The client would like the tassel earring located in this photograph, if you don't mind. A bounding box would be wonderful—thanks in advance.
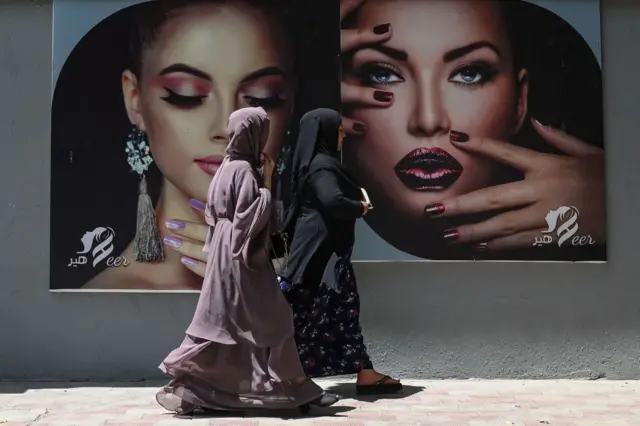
[125,126,164,263]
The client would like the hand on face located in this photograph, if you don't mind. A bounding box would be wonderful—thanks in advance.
[340,0,394,135]
[262,152,275,190]
[170,194,284,278]
[163,199,209,278]
[423,119,605,251]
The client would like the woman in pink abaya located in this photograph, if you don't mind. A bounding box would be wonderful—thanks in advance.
[156,107,338,415]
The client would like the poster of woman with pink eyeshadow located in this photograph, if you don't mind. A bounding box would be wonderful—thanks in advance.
[49,0,605,293]
[50,0,341,290]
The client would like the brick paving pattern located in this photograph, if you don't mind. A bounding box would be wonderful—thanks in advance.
[1,379,638,425]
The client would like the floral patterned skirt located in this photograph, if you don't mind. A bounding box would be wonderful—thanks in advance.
[280,257,373,378]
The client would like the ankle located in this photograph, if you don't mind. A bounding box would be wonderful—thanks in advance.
[289,376,306,386]
[358,369,376,378]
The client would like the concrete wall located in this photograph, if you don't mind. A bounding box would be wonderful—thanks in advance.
[1,0,639,381]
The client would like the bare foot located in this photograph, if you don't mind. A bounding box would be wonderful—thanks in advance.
[356,369,401,386]
[293,376,309,385]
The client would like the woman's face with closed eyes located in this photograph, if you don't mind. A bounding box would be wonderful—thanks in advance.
[343,0,528,253]
[122,2,294,201]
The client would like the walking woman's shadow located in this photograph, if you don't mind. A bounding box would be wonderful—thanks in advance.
[172,405,355,420]
[325,383,425,402]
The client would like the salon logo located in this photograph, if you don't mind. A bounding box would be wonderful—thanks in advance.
[67,227,130,268]
[534,206,596,247]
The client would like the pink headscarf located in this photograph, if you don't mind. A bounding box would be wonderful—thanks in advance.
[202,107,272,260]
[225,107,270,167]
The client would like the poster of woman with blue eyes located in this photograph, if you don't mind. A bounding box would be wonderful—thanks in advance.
[340,0,605,263]
[50,0,604,291]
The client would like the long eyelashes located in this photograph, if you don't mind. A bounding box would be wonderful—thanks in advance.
[448,62,498,88]
[160,88,287,110]
[357,61,499,90]
[161,87,207,108]
[359,62,405,88]
[243,95,287,109]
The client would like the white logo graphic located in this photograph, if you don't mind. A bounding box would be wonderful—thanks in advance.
[68,227,129,268]
[534,206,596,247]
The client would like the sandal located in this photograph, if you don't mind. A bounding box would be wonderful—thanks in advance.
[355,375,402,395]
[298,392,339,415]
[310,392,340,407]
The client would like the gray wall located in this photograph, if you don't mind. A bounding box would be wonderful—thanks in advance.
[1,0,638,381]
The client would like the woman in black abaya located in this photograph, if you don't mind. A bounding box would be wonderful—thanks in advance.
[279,108,402,395]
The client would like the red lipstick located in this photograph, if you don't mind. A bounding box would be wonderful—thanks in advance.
[394,147,463,191]
[195,155,225,176]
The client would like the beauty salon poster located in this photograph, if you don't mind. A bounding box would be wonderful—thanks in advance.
[343,0,605,262]
[51,0,604,291]
[50,0,341,290]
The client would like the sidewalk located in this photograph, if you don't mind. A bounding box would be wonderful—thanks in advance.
[1,379,638,425]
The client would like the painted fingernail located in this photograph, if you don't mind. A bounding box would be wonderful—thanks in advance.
[424,203,445,217]
[443,228,459,242]
[189,199,205,211]
[373,90,393,102]
[352,122,367,133]
[373,23,391,35]
[180,256,198,267]
[164,236,183,249]
[474,242,488,252]
[165,220,185,230]
[450,130,469,142]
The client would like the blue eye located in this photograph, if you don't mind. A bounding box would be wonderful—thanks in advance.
[369,69,400,85]
[451,69,482,84]
[449,64,497,86]
[360,63,405,86]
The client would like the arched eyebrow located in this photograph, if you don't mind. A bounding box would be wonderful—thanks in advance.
[367,40,501,63]
[159,63,211,80]
[240,66,287,83]
[367,45,408,61]
[443,41,502,62]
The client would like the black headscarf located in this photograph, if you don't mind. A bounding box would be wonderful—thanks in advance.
[282,108,360,234]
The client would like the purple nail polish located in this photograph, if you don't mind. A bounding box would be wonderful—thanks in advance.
[181,256,198,267]
[189,199,205,211]
[164,236,183,248]
[165,220,185,230]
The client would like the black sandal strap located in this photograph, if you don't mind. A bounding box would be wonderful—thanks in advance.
[375,375,392,385]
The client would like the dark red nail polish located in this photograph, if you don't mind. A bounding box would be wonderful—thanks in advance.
[373,23,391,35]
[373,90,393,102]
[424,203,445,217]
[450,130,469,142]
[352,122,367,133]
[474,242,488,251]
[443,228,459,242]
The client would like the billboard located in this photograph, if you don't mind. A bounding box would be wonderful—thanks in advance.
[340,0,605,262]
[50,0,604,291]
[50,0,340,290]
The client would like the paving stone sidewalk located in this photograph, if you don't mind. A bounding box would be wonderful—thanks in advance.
[1,379,638,425]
